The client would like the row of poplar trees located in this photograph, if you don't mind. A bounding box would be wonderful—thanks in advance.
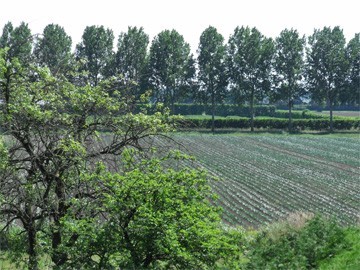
[1,22,359,131]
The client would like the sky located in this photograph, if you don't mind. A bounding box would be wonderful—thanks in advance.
[1,0,359,52]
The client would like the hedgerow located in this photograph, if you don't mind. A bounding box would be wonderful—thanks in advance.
[178,117,360,130]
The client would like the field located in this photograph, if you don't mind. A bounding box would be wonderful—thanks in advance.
[171,133,360,228]
[317,111,360,117]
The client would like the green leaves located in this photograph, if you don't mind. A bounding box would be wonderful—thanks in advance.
[116,26,149,82]
[306,26,348,131]
[246,216,348,270]
[148,29,194,110]
[0,22,32,64]
[62,151,236,269]
[227,26,274,103]
[198,26,227,101]
[227,26,274,131]
[273,29,305,99]
[75,25,114,86]
[344,33,360,105]
[34,24,72,75]
[306,26,348,101]
[0,51,179,268]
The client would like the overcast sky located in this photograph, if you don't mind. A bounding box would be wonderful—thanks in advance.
[1,0,359,52]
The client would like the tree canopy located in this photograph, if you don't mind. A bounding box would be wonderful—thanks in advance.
[1,21,358,115]
[273,28,305,131]
[0,21,32,64]
[306,26,348,131]
[197,26,228,132]
[75,25,114,86]
[34,23,72,75]
[227,26,274,131]
[147,29,195,111]
[0,46,240,269]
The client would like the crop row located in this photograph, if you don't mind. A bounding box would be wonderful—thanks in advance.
[174,134,360,227]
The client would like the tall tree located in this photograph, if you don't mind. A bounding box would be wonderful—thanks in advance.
[0,22,14,48]
[147,29,195,112]
[306,26,348,132]
[0,47,239,269]
[34,23,72,75]
[116,26,149,82]
[112,26,150,99]
[0,47,173,269]
[273,28,305,131]
[75,25,114,86]
[344,33,360,105]
[197,26,227,133]
[0,21,32,64]
[227,26,274,132]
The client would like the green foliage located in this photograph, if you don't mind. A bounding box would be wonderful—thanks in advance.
[147,29,195,110]
[58,151,242,269]
[180,117,360,130]
[306,27,348,103]
[273,110,326,119]
[0,22,32,64]
[227,26,274,105]
[318,227,360,270]
[75,25,114,86]
[344,33,360,106]
[197,26,227,105]
[273,29,305,102]
[0,226,28,266]
[245,216,348,270]
[306,27,348,131]
[227,26,274,131]
[114,26,149,98]
[273,28,306,131]
[169,104,276,117]
[197,26,228,132]
[0,47,177,269]
[0,22,14,48]
[34,23,72,75]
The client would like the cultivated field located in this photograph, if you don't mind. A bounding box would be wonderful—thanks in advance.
[315,110,360,118]
[173,133,360,228]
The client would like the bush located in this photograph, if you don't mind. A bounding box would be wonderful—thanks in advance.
[298,216,348,268]
[178,117,360,130]
[245,215,348,270]
[169,104,276,117]
[273,110,326,119]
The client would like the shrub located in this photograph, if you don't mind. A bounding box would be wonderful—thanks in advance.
[245,215,348,270]
[167,104,276,117]
[298,216,348,268]
[273,110,326,119]
[178,117,360,130]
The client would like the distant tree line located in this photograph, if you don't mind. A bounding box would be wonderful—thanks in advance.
[1,22,359,131]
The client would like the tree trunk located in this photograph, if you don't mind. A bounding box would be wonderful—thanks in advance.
[329,99,334,132]
[170,89,175,114]
[250,91,254,132]
[211,94,215,134]
[27,225,38,270]
[24,201,39,270]
[288,98,293,132]
[143,254,153,268]
[52,177,68,266]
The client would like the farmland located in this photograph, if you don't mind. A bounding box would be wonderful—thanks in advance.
[171,133,360,228]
